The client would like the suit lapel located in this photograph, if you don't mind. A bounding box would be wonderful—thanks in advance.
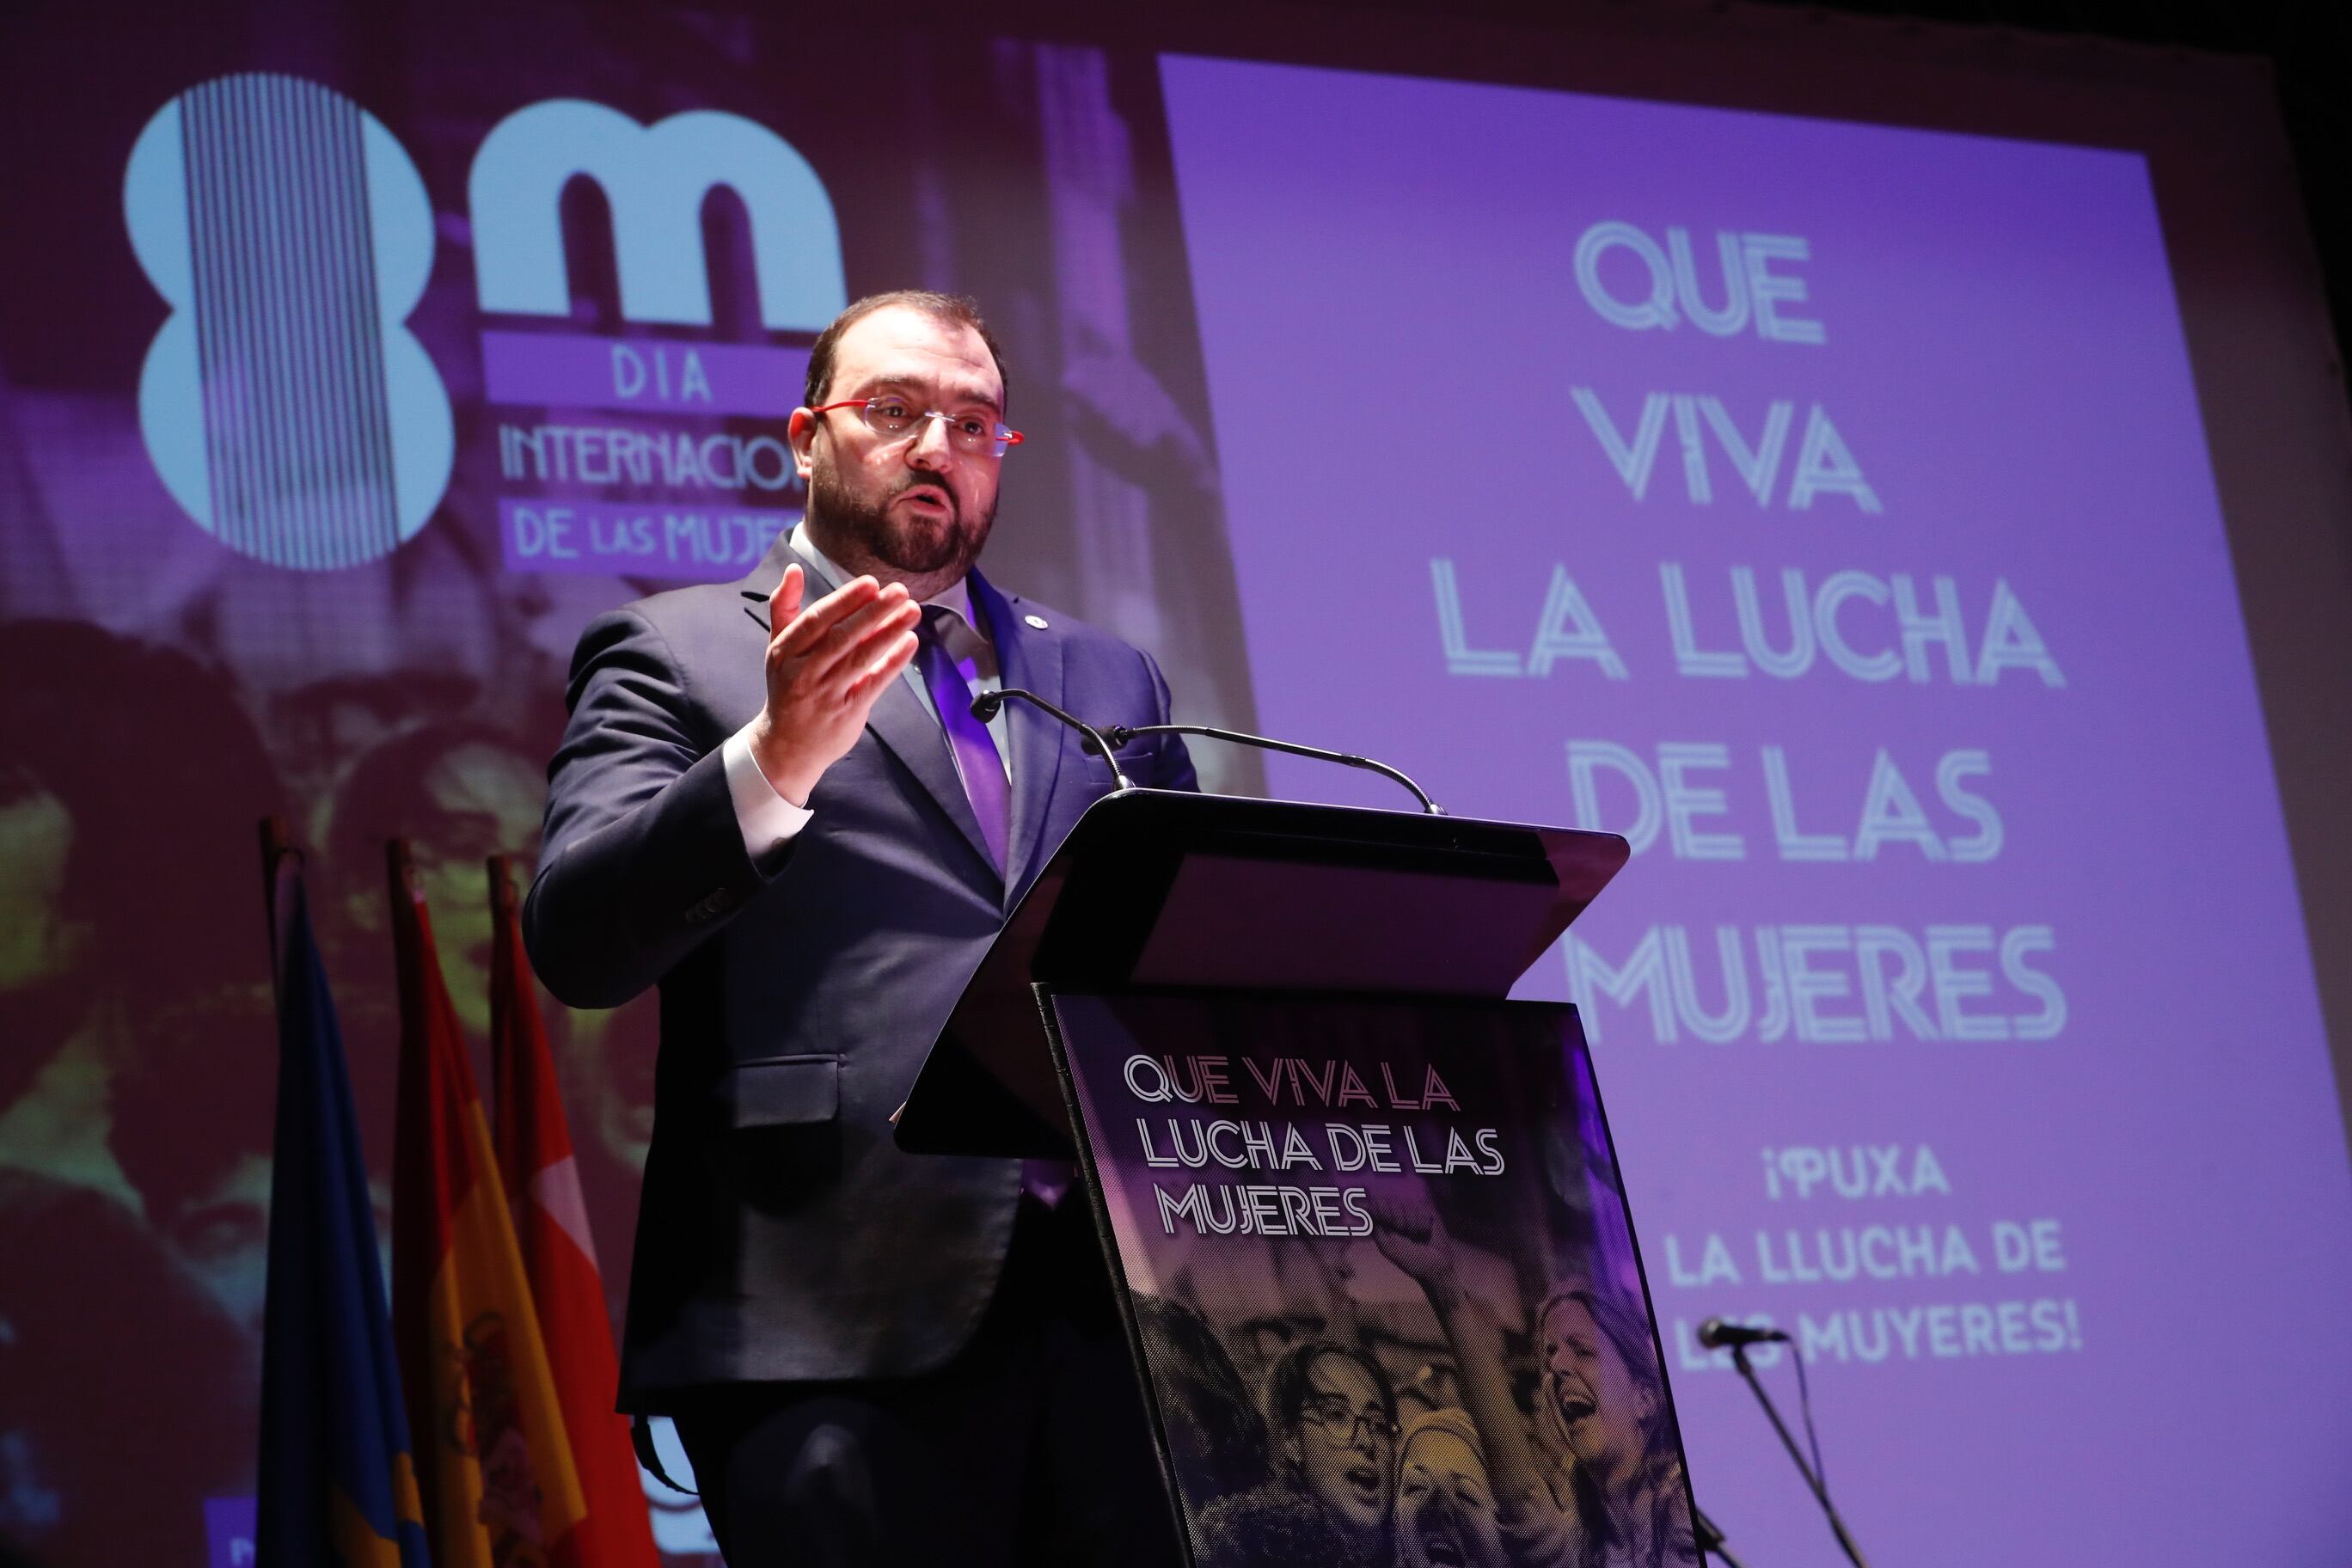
[737,530,819,609]
[971,568,1068,897]
[738,536,1000,882]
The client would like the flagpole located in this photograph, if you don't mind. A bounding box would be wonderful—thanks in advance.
[252,818,430,1568]
[257,814,294,964]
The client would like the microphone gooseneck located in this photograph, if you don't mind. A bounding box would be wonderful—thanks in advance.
[975,693,1443,814]
[971,689,1134,791]
[1102,721,1444,815]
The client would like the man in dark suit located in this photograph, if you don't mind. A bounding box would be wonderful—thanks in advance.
[524,291,1196,1565]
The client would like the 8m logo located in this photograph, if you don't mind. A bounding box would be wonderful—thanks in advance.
[126,74,449,570]
[470,100,843,333]
[125,75,845,571]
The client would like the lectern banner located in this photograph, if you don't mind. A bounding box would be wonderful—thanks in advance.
[1048,989,1700,1568]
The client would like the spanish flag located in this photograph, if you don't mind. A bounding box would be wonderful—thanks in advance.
[254,826,430,1568]
[487,855,660,1566]
[388,841,588,1567]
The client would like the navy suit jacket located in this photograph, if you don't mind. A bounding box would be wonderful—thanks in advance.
[524,534,1196,1406]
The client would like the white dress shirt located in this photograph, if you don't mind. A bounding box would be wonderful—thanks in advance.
[720,524,1008,858]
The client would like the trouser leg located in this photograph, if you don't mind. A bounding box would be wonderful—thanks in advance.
[1014,1196,1187,1568]
[672,1195,1185,1568]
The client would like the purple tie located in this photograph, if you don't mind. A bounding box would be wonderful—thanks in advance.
[915,606,1010,873]
[916,607,1072,1207]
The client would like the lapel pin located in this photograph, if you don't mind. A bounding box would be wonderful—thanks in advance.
[1024,613,1049,629]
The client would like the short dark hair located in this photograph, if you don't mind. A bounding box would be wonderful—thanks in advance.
[802,290,1009,410]
[1262,1340,1398,1444]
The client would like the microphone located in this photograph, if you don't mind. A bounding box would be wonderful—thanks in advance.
[1103,721,1444,815]
[975,692,1448,815]
[1697,1318,1790,1351]
[970,689,1134,791]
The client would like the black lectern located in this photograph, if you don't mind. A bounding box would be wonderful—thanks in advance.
[897,789,1705,1568]
[898,789,1627,1155]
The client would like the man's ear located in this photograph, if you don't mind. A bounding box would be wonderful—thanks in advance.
[787,407,818,480]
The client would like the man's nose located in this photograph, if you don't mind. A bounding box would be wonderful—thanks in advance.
[905,412,954,469]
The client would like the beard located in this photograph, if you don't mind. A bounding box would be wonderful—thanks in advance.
[807,446,995,579]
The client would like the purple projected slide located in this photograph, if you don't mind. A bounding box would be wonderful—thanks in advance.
[1161,53,2352,1566]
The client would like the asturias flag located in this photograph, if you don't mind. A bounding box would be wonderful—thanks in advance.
[387,841,588,1567]
[254,828,431,1568]
[487,854,659,1567]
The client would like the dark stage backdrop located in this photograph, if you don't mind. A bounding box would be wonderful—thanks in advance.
[2,3,2349,1565]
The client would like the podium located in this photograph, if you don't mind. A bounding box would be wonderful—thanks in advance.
[897,789,1704,1568]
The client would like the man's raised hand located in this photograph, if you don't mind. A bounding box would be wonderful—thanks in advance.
[747,562,922,805]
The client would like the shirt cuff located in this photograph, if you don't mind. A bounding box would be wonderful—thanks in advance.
[722,723,814,859]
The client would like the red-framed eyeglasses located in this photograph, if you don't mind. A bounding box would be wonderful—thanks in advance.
[809,397,1025,459]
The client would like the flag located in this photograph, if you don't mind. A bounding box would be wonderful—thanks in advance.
[487,854,660,1567]
[388,840,588,1567]
[254,824,431,1568]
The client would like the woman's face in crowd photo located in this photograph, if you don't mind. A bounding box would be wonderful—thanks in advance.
[1541,1298,1654,1476]
[1293,1351,1395,1535]
[1394,1425,1507,1568]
